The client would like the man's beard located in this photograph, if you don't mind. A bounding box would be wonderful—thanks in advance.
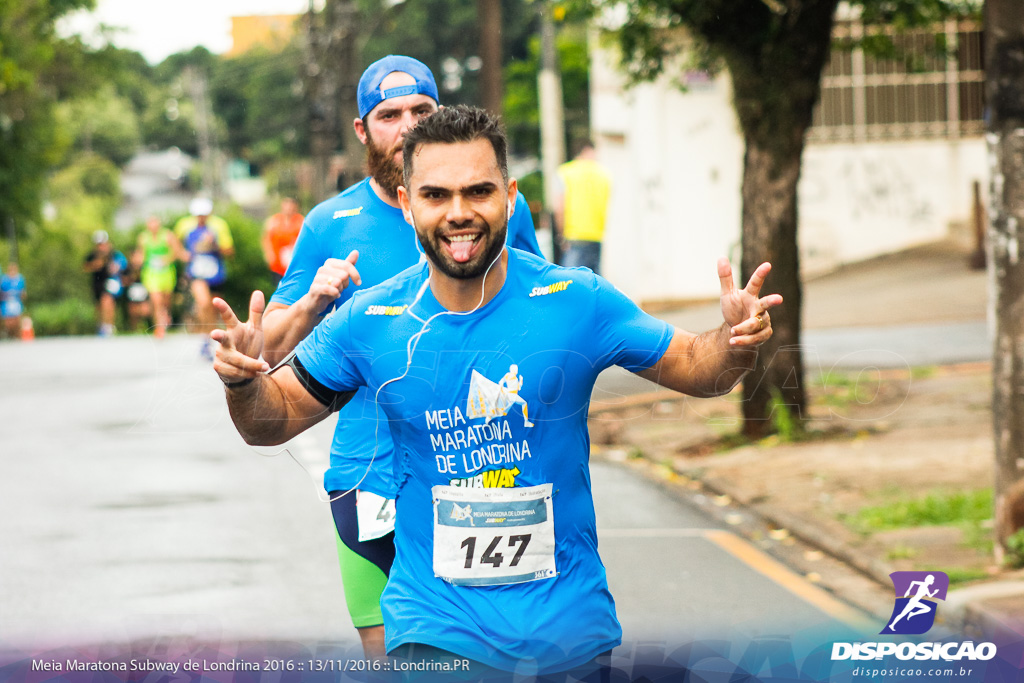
[365,135,404,198]
[417,217,508,280]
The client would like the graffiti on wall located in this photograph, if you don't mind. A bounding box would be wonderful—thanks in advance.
[802,156,936,228]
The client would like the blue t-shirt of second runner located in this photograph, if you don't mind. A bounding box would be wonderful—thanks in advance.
[295,248,673,673]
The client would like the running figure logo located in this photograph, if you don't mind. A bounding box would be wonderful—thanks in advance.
[451,503,474,526]
[466,364,534,428]
[881,571,949,635]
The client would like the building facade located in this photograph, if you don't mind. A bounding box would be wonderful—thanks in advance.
[590,18,985,303]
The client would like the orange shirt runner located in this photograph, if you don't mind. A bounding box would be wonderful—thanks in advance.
[263,206,304,277]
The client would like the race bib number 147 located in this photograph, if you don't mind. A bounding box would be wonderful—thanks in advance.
[432,483,557,587]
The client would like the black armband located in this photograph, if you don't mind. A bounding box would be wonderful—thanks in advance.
[286,354,351,412]
[223,376,256,389]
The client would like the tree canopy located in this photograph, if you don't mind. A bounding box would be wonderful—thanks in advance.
[0,0,95,232]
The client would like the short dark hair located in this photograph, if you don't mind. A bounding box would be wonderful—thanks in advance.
[571,138,595,158]
[402,105,509,186]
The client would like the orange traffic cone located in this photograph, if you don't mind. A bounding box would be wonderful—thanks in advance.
[20,317,34,341]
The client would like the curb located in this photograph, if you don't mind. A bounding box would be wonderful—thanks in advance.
[692,472,898,590]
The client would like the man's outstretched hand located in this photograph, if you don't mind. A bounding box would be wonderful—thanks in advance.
[718,257,783,348]
[211,290,271,384]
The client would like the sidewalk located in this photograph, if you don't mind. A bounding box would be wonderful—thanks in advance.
[594,239,1024,638]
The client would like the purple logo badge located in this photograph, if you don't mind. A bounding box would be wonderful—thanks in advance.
[881,571,949,635]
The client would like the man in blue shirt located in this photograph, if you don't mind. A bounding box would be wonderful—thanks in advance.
[1,262,26,338]
[260,56,542,657]
[211,106,781,676]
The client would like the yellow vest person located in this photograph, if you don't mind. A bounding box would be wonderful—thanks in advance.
[555,140,612,274]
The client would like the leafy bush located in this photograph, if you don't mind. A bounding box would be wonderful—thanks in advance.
[55,85,142,167]
[29,298,97,336]
[217,205,277,313]
[1005,529,1024,569]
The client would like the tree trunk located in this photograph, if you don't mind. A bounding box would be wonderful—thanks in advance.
[738,138,806,438]
[986,0,1024,562]
[712,0,838,438]
[478,0,504,115]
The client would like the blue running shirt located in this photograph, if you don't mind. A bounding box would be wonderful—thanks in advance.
[295,249,673,672]
[1,273,25,318]
[272,178,542,498]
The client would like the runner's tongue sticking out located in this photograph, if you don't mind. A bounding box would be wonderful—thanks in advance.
[448,235,477,263]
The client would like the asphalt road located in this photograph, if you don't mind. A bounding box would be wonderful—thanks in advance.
[0,333,869,669]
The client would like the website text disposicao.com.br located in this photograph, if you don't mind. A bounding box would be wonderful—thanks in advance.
[836,641,996,680]
[851,665,979,679]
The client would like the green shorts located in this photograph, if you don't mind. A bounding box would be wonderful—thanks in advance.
[335,532,389,628]
[331,491,394,629]
[142,267,176,294]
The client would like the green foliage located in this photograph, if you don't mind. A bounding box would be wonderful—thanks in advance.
[357,0,536,110]
[140,85,200,156]
[209,44,308,169]
[0,0,94,233]
[210,206,277,315]
[1005,529,1024,569]
[847,489,993,534]
[48,152,121,225]
[504,22,591,157]
[29,298,96,336]
[56,85,142,166]
[767,388,802,441]
[0,152,123,310]
[598,0,978,88]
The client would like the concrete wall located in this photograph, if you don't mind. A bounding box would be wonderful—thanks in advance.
[590,43,987,303]
[799,140,987,275]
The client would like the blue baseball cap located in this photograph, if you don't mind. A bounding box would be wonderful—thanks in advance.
[357,55,440,119]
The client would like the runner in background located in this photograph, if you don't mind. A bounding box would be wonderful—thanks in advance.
[1,262,26,339]
[136,215,184,339]
[175,198,233,356]
[82,230,127,337]
[121,250,152,332]
[262,197,303,286]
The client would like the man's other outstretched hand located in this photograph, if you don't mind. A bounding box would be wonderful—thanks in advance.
[211,291,271,385]
[717,257,783,348]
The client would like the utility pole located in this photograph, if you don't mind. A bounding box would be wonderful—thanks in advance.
[304,0,361,202]
[478,0,504,115]
[185,65,219,200]
[986,0,1024,563]
[537,1,565,260]
[337,0,362,191]
[304,2,339,203]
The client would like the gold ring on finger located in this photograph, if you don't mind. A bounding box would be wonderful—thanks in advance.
[756,314,764,331]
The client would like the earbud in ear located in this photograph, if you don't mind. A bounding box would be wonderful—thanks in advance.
[506,200,513,220]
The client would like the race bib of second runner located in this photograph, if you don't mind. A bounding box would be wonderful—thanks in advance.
[127,282,148,303]
[432,483,557,587]
[356,490,396,542]
[190,254,220,280]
